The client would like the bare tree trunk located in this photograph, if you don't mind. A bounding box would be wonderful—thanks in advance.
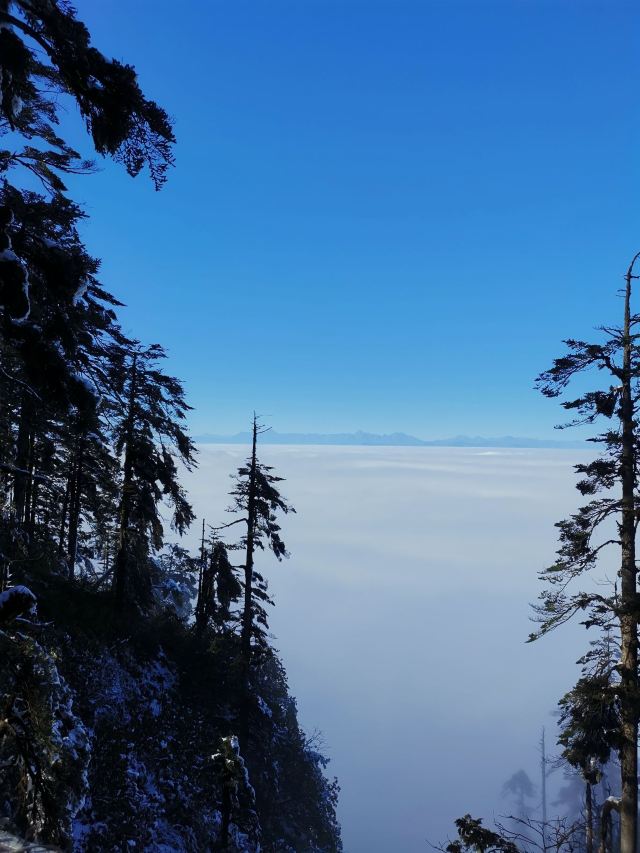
[195,518,206,633]
[585,782,593,853]
[103,532,110,575]
[57,452,75,557]
[239,416,258,748]
[600,797,621,853]
[29,476,39,530]
[619,255,638,853]
[27,437,39,530]
[23,430,35,531]
[66,437,84,579]
[114,353,138,611]
[13,395,31,523]
[219,781,231,850]
[541,728,548,853]
[241,417,258,667]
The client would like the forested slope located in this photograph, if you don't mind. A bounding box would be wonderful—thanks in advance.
[0,2,342,850]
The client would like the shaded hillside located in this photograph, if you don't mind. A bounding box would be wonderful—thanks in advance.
[0,551,341,852]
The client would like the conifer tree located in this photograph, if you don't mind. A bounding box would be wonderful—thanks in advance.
[211,735,261,851]
[502,770,536,820]
[558,673,620,853]
[228,417,294,668]
[111,344,196,611]
[530,252,640,853]
[446,816,519,853]
[0,188,131,581]
[225,415,294,748]
[195,538,241,635]
[0,8,345,849]
[151,542,199,619]
[0,0,175,192]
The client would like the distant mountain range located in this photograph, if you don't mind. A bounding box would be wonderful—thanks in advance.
[193,430,587,449]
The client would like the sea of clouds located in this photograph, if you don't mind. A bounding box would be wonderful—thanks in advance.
[180,445,599,853]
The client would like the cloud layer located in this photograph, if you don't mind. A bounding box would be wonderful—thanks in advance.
[181,445,594,853]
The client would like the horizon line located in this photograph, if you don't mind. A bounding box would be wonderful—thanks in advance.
[191,429,587,449]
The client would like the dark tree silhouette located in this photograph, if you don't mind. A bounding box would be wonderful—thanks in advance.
[530,252,640,853]
[225,415,294,747]
[227,416,295,669]
[0,0,175,191]
[446,816,519,853]
[195,537,242,635]
[558,673,620,853]
[111,344,196,611]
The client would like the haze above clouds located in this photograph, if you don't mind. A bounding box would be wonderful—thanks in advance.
[180,445,596,853]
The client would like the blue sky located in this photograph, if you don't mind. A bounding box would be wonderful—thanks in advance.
[64,0,638,438]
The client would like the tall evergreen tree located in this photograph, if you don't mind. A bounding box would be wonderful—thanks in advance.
[228,416,295,669]
[0,187,127,584]
[226,415,294,747]
[530,252,640,853]
[111,344,196,611]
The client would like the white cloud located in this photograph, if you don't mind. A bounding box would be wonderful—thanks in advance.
[181,445,595,853]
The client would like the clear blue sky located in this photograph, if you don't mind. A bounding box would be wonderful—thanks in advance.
[65,0,639,438]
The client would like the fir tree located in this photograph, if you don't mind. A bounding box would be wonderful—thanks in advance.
[558,673,620,853]
[502,770,536,820]
[195,537,242,636]
[0,187,131,584]
[111,344,196,611]
[227,416,295,669]
[0,0,175,192]
[530,252,640,853]
[225,416,294,749]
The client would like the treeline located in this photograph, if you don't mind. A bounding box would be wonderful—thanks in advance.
[446,257,640,853]
[0,3,341,851]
